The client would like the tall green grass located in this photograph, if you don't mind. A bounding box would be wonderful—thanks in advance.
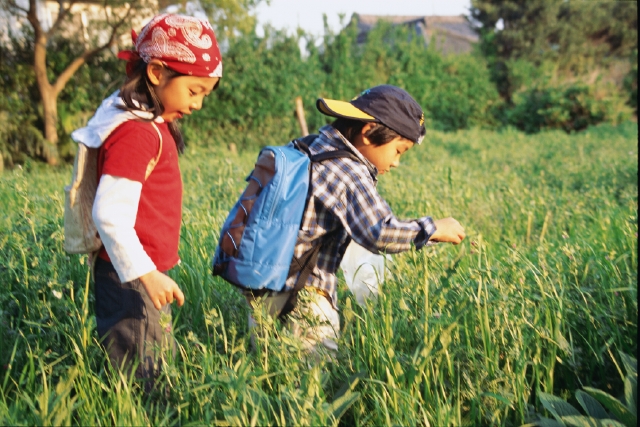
[0,122,636,425]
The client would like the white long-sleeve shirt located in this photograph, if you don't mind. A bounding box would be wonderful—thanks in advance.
[92,175,156,282]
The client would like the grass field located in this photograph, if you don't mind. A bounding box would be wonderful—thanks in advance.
[0,122,637,426]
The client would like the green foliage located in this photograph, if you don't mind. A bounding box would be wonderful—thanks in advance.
[49,40,125,161]
[0,123,637,425]
[0,31,45,167]
[471,0,638,74]
[505,81,632,133]
[182,27,324,149]
[198,0,267,41]
[2,4,638,164]
[0,31,123,165]
[472,1,637,68]
[369,23,501,131]
[527,352,637,427]
[470,0,638,100]
[623,49,637,113]
[181,22,501,150]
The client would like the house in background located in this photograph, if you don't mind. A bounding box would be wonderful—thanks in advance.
[351,14,479,55]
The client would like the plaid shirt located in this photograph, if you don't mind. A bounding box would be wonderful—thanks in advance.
[284,125,436,309]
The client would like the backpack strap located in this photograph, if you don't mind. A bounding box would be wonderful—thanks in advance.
[291,134,318,155]
[310,150,360,163]
[278,240,322,319]
[144,122,164,180]
[293,133,362,164]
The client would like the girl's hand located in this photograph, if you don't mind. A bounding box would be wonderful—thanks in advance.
[431,217,466,244]
[139,270,185,310]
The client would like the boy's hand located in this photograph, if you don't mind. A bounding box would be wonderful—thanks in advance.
[431,217,466,244]
[139,270,185,310]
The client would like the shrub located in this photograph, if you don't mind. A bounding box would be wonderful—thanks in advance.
[0,31,44,167]
[528,352,637,427]
[506,81,632,133]
[181,22,502,149]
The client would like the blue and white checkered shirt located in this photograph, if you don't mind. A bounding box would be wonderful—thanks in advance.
[284,125,437,309]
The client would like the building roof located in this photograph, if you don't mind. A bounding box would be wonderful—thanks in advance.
[352,14,479,55]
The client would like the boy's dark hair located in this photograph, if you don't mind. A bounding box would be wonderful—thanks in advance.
[119,59,185,153]
[332,118,401,146]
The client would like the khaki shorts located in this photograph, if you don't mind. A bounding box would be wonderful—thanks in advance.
[243,287,340,354]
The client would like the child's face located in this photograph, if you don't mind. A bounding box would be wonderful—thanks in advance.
[356,135,414,175]
[150,63,219,122]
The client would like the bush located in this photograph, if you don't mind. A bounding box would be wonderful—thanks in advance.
[356,23,501,131]
[182,27,326,149]
[0,31,44,167]
[181,22,501,149]
[4,16,632,163]
[505,81,633,133]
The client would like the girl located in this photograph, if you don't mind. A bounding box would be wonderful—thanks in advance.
[70,13,222,383]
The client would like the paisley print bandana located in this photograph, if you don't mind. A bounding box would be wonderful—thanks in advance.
[118,13,222,78]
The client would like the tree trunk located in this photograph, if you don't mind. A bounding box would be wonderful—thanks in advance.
[295,96,309,137]
[33,28,60,166]
[22,0,134,166]
[41,85,60,165]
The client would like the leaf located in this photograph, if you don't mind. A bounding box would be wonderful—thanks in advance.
[561,415,601,427]
[532,415,566,427]
[332,371,365,403]
[539,391,581,423]
[561,416,627,427]
[480,391,515,408]
[624,376,636,416]
[327,390,360,423]
[598,419,630,427]
[576,390,610,419]
[555,329,572,354]
[619,352,637,378]
[583,387,637,427]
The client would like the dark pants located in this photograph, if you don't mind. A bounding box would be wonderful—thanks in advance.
[94,258,175,386]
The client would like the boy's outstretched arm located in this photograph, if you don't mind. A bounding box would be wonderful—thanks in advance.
[431,217,466,244]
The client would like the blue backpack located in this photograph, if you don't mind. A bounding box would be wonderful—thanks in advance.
[212,135,358,315]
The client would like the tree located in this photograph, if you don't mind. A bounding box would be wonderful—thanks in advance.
[1,0,268,166]
[470,0,638,101]
[199,0,266,40]
[153,0,268,42]
[1,0,157,165]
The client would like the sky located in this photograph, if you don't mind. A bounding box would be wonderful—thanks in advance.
[254,0,472,37]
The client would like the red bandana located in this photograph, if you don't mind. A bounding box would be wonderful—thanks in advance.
[118,13,222,78]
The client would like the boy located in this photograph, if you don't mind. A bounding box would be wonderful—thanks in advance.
[246,85,465,354]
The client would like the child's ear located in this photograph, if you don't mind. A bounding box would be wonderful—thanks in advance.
[146,60,165,86]
[360,122,377,146]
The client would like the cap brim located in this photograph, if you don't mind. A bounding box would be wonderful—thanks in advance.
[316,98,376,121]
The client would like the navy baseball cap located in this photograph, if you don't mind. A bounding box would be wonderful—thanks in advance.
[316,85,426,144]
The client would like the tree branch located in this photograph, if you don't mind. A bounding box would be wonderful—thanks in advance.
[3,0,29,15]
[25,0,44,35]
[47,0,79,36]
[52,3,132,94]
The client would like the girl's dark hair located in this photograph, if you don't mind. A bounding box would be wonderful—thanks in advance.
[331,118,401,146]
[118,59,185,153]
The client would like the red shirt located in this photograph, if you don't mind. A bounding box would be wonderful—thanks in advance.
[97,120,183,272]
